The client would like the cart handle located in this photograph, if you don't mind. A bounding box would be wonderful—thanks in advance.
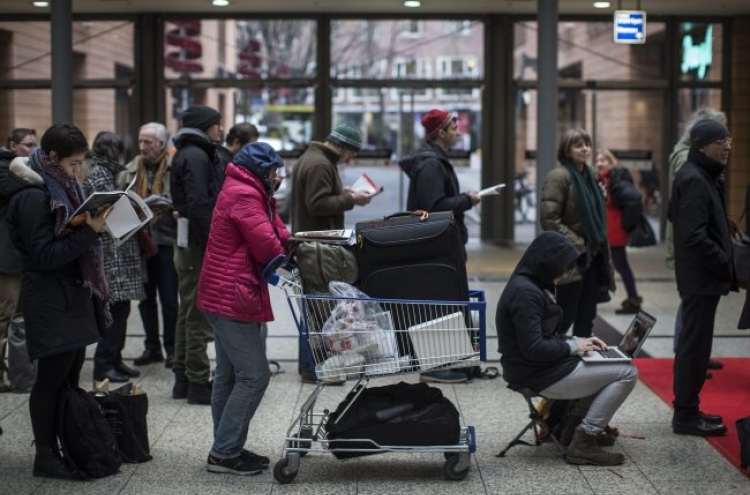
[262,254,289,285]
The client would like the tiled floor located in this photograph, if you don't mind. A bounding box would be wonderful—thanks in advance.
[1,241,749,494]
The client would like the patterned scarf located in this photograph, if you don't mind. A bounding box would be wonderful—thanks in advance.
[28,148,112,329]
[561,159,607,251]
[134,152,168,198]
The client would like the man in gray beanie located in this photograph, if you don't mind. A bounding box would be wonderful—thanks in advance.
[169,104,224,405]
[669,118,734,437]
[290,122,373,383]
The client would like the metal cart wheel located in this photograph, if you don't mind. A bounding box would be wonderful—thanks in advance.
[443,455,470,481]
[273,458,299,484]
[289,432,312,457]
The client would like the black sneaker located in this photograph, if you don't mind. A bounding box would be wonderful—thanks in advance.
[206,453,264,476]
[240,449,270,468]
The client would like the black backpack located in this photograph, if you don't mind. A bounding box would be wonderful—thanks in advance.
[58,386,121,479]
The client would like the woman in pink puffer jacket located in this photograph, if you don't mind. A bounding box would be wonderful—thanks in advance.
[197,141,289,476]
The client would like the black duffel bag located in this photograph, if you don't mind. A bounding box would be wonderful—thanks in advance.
[326,382,460,459]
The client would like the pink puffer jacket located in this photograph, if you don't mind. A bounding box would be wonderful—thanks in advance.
[197,163,289,322]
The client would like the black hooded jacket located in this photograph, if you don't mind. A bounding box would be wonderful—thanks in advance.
[5,160,101,360]
[496,231,581,393]
[399,141,473,245]
[170,129,223,249]
[670,147,735,295]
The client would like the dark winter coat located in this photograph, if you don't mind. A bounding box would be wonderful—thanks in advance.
[290,142,354,233]
[670,148,735,296]
[607,168,643,235]
[0,149,23,274]
[170,129,222,249]
[5,161,101,360]
[399,141,473,246]
[496,231,581,393]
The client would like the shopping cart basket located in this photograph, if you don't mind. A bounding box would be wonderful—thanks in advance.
[263,255,486,484]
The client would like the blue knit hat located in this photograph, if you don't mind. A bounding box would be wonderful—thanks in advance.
[327,123,362,152]
[232,142,284,179]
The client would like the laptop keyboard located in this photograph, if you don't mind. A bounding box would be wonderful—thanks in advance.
[598,349,625,359]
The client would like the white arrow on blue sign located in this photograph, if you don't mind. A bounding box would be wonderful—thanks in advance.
[613,10,647,45]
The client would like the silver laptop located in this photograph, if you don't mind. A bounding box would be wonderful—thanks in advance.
[407,312,477,371]
[581,310,656,363]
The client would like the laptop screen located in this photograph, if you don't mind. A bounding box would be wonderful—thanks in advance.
[618,310,657,357]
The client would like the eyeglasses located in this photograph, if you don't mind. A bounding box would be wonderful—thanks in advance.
[714,137,732,147]
[18,140,37,148]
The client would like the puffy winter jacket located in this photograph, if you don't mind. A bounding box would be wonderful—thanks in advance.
[197,162,289,322]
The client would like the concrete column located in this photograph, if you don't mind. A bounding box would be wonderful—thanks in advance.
[51,0,73,124]
[536,0,558,234]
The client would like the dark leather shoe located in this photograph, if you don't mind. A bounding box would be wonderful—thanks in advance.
[707,359,724,370]
[700,412,723,424]
[187,382,212,405]
[134,350,164,366]
[116,361,141,378]
[673,418,727,436]
[96,369,130,383]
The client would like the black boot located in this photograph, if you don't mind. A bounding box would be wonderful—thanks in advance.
[187,382,212,405]
[33,446,80,480]
[172,369,188,399]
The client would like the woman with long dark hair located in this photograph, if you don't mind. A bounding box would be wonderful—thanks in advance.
[5,124,109,479]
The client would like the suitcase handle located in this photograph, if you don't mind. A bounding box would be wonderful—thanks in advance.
[384,210,429,222]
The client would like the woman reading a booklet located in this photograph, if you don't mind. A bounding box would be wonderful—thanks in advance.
[496,231,637,467]
[196,142,290,475]
[5,124,111,480]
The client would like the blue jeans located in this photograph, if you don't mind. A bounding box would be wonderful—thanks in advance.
[205,313,270,459]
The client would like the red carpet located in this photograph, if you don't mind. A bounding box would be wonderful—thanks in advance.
[635,357,750,477]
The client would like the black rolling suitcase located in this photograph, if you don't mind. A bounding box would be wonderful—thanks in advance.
[355,211,469,302]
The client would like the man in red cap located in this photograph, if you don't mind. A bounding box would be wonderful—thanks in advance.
[398,108,481,383]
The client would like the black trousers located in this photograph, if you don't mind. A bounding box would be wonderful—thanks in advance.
[29,347,85,450]
[138,245,178,356]
[93,300,131,378]
[555,252,602,338]
[673,293,720,422]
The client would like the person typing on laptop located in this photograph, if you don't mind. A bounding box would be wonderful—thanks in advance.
[496,231,638,466]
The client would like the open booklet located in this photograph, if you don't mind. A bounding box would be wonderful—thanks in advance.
[350,173,384,197]
[72,176,154,246]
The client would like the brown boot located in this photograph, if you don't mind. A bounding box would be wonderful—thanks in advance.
[561,417,616,447]
[565,428,625,466]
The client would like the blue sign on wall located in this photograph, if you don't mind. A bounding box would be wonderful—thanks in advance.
[613,10,646,44]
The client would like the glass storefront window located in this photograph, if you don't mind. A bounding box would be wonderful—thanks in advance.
[163,19,316,81]
[0,88,132,148]
[165,85,314,152]
[676,88,723,137]
[0,20,133,80]
[678,23,723,82]
[514,21,667,81]
[330,19,484,80]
